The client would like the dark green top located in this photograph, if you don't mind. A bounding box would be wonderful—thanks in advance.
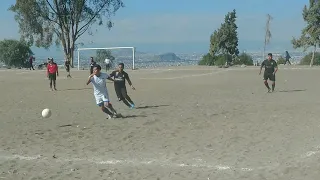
[261,59,277,74]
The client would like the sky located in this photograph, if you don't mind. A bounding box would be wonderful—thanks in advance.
[0,0,309,57]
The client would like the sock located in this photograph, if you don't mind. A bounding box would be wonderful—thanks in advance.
[102,107,113,116]
[264,82,270,89]
[272,84,275,91]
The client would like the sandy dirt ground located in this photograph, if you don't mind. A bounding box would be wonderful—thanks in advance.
[1,65,320,180]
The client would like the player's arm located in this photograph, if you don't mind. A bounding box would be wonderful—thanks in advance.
[107,76,114,82]
[273,62,278,75]
[259,62,265,75]
[125,73,135,90]
[86,75,94,85]
[109,71,115,78]
[46,65,49,77]
[56,65,59,76]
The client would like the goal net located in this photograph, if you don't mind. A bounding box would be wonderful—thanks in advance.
[76,47,136,70]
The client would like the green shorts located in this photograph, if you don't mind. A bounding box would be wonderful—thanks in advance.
[48,73,56,81]
[264,73,275,81]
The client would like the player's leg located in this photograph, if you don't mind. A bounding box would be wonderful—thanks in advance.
[115,86,131,107]
[105,102,119,117]
[49,74,53,90]
[121,87,135,108]
[53,74,57,90]
[102,94,118,116]
[263,73,271,92]
[96,96,113,119]
[270,74,276,92]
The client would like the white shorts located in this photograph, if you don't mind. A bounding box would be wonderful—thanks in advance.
[94,94,110,106]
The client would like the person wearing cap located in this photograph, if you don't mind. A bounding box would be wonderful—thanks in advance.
[259,53,278,93]
[47,58,59,91]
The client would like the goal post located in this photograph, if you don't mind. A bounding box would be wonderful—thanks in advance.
[76,47,136,70]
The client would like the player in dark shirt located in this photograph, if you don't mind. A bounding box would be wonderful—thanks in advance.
[89,57,96,74]
[65,60,71,78]
[109,63,136,108]
[259,53,278,92]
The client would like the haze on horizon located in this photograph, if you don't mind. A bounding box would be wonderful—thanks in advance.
[0,0,308,57]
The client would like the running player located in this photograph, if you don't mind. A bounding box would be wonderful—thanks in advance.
[47,58,59,91]
[109,63,136,108]
[86,64,119,119]
[259,53,278,92]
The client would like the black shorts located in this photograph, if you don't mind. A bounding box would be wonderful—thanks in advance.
[115,86,127,101]
[48,73,56,81]
[264,73,275,81]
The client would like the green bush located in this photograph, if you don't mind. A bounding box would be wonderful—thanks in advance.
[215,54,232,66]
[277,56,286,64]
[198,53,215,66]
[234,52,253,65]
[300,52,320,65]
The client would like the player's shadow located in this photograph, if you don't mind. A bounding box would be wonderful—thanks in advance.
[278,89,307,93]
[136,105,169,109]
[121,114,148,119]
[61,87,92,91]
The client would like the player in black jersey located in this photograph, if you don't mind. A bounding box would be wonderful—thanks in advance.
[259,53,278,92]
[109,63,136,108]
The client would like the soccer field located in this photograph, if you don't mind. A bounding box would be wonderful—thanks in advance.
[0,66,320,180]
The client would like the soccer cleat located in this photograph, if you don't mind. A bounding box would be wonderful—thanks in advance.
[107,114,112,119]
[267,88,271,93]
[130,104,135,109]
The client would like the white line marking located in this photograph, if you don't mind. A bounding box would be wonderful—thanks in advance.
[0,153,254,172]
[1,144,320,173]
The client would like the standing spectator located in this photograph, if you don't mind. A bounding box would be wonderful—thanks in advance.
[29,56,35,70]
[105,58,111,72]
[89,57,96,74]
[65,60,72,78]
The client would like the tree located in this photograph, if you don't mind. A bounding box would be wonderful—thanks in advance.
[263,14,272,60]
[10,0,124,67]
[292,0,320,67]
[0,39,33,67]
[95,49,115,63]
[300,52,320,65]
[207,9,239,66]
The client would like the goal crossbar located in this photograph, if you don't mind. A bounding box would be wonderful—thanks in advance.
[76,47,136,70]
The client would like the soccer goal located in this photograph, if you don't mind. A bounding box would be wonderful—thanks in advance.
[76,47,136,70]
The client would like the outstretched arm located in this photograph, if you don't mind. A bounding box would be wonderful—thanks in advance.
[259,62,265,75]
[273,62,278,75]
[107,77,114,82]
[125,73,135,90]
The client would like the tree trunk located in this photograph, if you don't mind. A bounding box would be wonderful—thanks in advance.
[310,45,316,67]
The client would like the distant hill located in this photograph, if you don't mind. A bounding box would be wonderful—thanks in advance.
[109,48,146,56]
[153,52,181,61]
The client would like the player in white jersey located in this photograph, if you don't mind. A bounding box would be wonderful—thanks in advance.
[86,64,118,119]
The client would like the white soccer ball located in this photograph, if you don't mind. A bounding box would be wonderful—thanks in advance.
[42,108,51,118]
